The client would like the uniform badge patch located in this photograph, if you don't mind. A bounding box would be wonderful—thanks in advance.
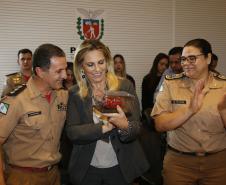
[57,103,67,111]
[0,102,9,115]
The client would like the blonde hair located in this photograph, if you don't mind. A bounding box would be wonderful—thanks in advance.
[73,40,119,98]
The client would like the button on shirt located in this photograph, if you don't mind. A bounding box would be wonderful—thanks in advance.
[0,78,68,168]
[151,72,226,153]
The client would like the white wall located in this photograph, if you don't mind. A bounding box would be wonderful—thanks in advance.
[0,0,173,100]
[174,0,226,75]
[0,0,226,101]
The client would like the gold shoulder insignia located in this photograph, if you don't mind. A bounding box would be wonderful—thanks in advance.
[7,84,27,96]
[6,72,18,77]
[6,72,22,85]
[165,73,185,80]
[12,73,22,84]
[213,73,226,80]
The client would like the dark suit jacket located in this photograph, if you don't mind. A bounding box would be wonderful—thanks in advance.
[66,79,149,185]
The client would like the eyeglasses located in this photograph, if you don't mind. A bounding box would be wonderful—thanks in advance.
[180,54,204,64]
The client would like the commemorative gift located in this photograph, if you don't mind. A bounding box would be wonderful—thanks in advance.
[93,91,135,116]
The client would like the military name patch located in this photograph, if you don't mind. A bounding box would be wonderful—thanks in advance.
[57,103,67,111]
[0,102,9,115]
[171,100,186,104]
[27,111,42,117]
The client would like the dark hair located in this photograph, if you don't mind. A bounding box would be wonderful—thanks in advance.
[17,48,32,58]
[168,47,183,56]
[33,43,65,75]
[149,53,169,77]
[212,53,218,61]
[184,38,212,57]
[67,61,74,71]
[208,53,219,71]
[113,54,125,62]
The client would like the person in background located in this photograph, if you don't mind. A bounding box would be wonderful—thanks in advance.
[151,38,226,185]
[142,53,169,112]
[208,53,220,74]
[139,53,168,185]
[113,54,136,88]
[66,40,149,185]
[60,62,76,185]
[0,43,68,185]
[1,48,32,97]
[63,62,77,90]
[154,47,183,100]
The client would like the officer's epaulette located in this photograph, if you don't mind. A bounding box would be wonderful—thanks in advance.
[213,73,226,80]
[7,84,27,96]
[165,73,185,80]
[5,72,19,77]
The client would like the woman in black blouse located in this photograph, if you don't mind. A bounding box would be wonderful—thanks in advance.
[142,53,169,113]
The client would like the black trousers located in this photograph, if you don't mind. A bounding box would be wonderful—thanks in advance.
[80,165,131,185]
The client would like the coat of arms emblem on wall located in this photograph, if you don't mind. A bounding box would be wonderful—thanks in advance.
[76,8,104,40]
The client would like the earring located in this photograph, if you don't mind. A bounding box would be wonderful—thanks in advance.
[81,70,86,79]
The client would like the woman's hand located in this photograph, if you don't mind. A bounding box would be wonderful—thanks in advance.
[102,122,115,134]
[103,105,129,130]
[189,79,206,114]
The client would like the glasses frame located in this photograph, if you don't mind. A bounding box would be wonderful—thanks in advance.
[180,54,204,65]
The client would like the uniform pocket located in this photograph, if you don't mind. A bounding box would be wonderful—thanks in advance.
[18,111,50,139]
[23,111,45,129]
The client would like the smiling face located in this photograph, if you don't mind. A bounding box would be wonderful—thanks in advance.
[181,46,211,79]
[40,56,67,90]
[82,49,107,85]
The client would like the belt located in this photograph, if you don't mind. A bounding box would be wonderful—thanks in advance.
[10,164,54,172]
[168,145,213,157]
